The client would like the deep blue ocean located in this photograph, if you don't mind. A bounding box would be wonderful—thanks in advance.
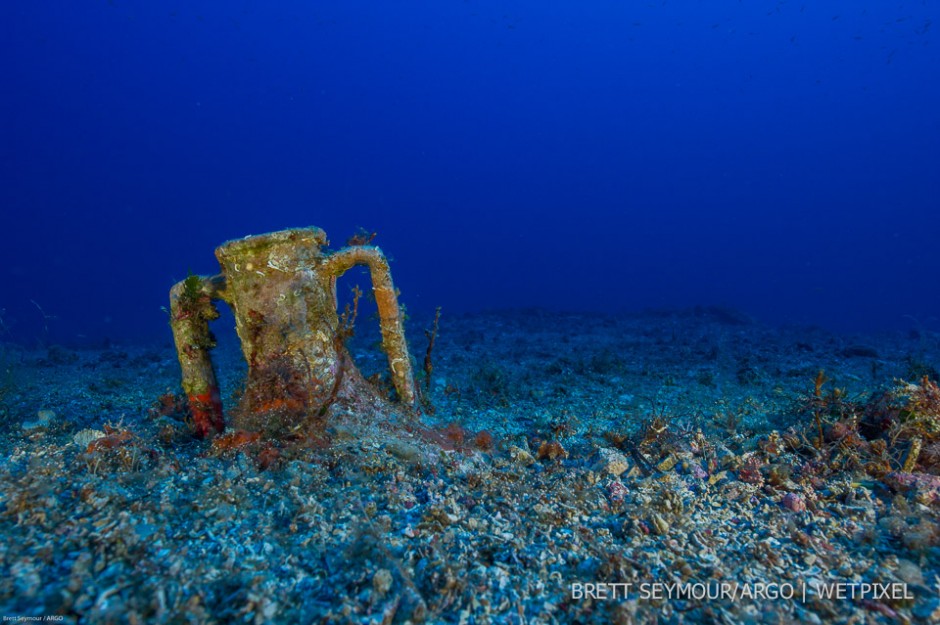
[2,0,938,344]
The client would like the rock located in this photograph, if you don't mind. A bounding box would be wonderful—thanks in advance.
[793,607,822,625]
[134,523,159,541]
[882,471,940,505]
[590,447,631,476]
[509,446,535,466]
[649,513,670,535]
[689,462,708,479]
[714,446,737,470]
[895,558,924,586]
[657,455,678,472]
[330,425,358,442]
[577,557,600,576]
[912,598,940,621]
[385,439,423,464]
[607,480,628,503]
[373,568,393,596]
[781,493,806,512]
[22,410,56,431]
[708,470,729,485]
[11,560,41,597]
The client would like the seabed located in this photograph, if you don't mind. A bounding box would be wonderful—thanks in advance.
[0,308,938,624]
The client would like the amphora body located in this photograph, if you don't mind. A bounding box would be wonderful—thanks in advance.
[169,227,415,437]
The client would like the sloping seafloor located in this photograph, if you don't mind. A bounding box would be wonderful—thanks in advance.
[0,308,938,624]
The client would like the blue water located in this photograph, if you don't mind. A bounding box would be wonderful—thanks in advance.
[2,1,938,343]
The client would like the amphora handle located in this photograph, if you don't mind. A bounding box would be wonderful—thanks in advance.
[169,274,228,437]
[323,245,417,407]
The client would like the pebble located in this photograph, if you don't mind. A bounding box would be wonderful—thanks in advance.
[590,447,631,476]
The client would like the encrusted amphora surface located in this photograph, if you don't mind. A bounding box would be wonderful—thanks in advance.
[169,227,416,438]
